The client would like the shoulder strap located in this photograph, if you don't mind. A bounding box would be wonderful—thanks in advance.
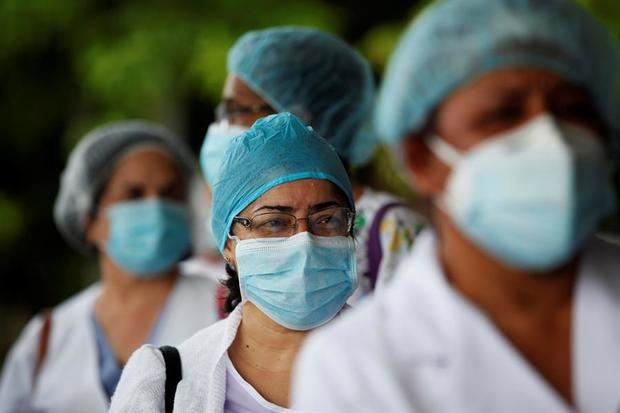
[33,309,52,385]
[367,202,407,291]
[159,345,182,413]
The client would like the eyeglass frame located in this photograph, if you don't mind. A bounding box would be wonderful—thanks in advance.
[215,100,275,122]
[229,206,356,238]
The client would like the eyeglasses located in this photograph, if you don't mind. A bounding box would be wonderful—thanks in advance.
[231,207,355,238]
[215,100,275,121]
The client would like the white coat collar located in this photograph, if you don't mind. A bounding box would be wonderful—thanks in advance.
[173,302,244,412]
[390,230,620,412]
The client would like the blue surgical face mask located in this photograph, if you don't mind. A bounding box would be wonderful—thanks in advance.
[105,199,191,277]
[427,114,616,271]
[200,120,249,185]
[234,232,357,330]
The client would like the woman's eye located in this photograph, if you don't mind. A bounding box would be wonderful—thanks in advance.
[257,218,288,229]
[480,106,522,126]
[315,214,341,227]
[266,219,285,227]
[317,216,332,225]
[125,187,144,200]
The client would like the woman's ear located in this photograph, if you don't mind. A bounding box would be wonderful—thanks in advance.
[223,238,237,270]
[402,133,452,198]
[85,210,106,250]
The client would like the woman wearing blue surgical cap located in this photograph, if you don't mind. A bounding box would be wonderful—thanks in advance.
[292,1,620,412]
[0,121,218,412]
[201,26,423,304]
[110,113,358,412]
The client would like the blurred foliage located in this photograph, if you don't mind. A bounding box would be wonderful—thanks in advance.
[0,0,619,364]
[577,0,620,37]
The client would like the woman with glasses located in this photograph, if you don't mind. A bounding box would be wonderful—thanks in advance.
[200,26,423,305]
[110,112,357,412]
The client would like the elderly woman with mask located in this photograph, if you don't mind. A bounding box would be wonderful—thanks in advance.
[201,27,423,303]
[109,112,357,412]
[292,1,620,412]
[0,121,218,412]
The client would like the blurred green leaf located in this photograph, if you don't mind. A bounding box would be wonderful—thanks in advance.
[0,195,25,248]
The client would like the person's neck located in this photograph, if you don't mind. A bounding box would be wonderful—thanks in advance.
[93,256,178,363]
[96,257,177,309]
[228,302,307,407]
[435,209,577,317]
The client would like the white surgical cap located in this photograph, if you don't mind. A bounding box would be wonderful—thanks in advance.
[54,120,197,254]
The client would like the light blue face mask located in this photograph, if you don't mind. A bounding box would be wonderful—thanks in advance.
[234,232,357,330]
[105,199,191,277]
[428,114,616,271]
[200,120,249,185]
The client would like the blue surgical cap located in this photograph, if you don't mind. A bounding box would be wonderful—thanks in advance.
[211,112,353,252]
[228,26,376,167]
[376,0,620,143]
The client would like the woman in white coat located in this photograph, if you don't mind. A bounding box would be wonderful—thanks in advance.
[0,121,218,412]
[109,112,358,412]
[292,0,620,412]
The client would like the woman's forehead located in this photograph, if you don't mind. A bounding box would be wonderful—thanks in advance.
[223,74,267,105]
[445,68,586,103]
[243,179,346,214]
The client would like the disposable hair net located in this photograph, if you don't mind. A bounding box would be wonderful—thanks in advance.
[54,120,198,254]
[375,0,620,145]
[211,112,353,252]
[228,26,377,167]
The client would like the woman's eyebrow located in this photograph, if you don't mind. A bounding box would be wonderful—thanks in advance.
[252,205,295,214]
[308,201,342,213]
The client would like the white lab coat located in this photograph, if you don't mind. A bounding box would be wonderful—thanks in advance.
[109,303,244,412]
[0,274,219,413]
[292,230,620,413]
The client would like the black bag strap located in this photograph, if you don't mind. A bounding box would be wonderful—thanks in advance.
[159,345,182,413]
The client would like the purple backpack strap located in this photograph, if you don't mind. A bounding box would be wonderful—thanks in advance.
[367,202,406,291]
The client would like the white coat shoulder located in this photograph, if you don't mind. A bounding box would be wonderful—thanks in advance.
[108,344,167,413]
[0,284,101,413]
[110,305,241,412]
[293,232,620,413]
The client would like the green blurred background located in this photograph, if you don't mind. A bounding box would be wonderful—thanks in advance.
[1,0,618,363]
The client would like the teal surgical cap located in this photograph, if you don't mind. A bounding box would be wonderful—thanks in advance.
[228,26,376,167]
[211,112,353,252]
[375,0,620,143]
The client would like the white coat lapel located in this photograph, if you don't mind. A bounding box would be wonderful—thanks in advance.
[152,275,218,347]
[32,285,109,413]
[574,237,620,413]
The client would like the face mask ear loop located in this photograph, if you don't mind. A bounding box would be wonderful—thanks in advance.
[426,134,463,167]
[225,232,241,269]
[425,135,464,214]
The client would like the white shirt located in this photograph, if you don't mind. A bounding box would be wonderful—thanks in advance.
[292,230,620,413]
[224,356,291,413]
[0,274,218,413]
